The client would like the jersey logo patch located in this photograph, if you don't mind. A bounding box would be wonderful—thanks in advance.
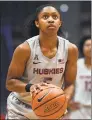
[38,90,51,102]
[58,59,65,64]
[34,54,39,60]
[33,54,41,64]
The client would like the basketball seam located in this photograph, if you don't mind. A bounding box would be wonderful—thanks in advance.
[32,87,61,104]
[35,95,66,117]
[33,93,65,111]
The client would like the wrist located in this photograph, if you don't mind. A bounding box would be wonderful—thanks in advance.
[25,83,33,92]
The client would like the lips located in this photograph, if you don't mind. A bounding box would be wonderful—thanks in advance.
[48,24,56,28]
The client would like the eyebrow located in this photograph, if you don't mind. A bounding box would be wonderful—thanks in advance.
[41,12,59,15]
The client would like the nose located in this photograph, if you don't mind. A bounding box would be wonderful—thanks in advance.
[48,16,54,23]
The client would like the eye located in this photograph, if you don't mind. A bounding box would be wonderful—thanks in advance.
[43,15,48,19]
[52,15,58,19]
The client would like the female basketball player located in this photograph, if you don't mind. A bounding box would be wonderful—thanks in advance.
[64,36,91,119]
[5,4,78,119]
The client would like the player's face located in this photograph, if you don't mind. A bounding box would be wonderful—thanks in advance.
[83,39,91,58]
[35,6,62,35]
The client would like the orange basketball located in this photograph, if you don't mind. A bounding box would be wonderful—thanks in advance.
[32,84,68,119]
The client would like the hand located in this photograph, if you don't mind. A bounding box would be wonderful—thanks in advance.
[68,101,80,111]
[30,82,49,94]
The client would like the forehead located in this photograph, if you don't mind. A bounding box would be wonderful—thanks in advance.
[84,39,91,45]
[39,6,60,15]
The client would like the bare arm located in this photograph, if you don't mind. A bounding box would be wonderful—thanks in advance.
[64,43,78,102]
[6,42,30,93]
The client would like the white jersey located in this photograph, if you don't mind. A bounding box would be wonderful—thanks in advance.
[74,58,91,106]
[7,35,69,119]
[12,35,69,103]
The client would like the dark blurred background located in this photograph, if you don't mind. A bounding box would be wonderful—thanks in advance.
[0,1,91,117]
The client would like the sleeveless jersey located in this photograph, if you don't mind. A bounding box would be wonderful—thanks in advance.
[74,58,91,106]
[13,35,69,103]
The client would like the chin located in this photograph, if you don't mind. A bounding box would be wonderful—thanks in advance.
[47,31,57,35]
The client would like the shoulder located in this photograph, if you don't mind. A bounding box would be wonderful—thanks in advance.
[68,43,78,55]
[13,41,31,60]
[68,43,78,61]
[58,36,78,55]
[58,36,70,48]
[14,35,39,58]
[58,36,69,42]
[68,43,78,52]
[26,35,39,43]
[15,42,30,53]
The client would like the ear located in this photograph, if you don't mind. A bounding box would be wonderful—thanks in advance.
[59,21,62,27]
[35,20,39,28]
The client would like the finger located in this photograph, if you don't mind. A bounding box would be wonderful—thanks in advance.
[36,84,42,90]
[41,82,48,86]
[47,82,50,84]
[30,87,37,93]
[64,109,68,115]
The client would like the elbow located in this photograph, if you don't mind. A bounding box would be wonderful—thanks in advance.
[6,80,15,91]
[6,84,12,92]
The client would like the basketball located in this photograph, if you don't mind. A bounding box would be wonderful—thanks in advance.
[32,84,68,119]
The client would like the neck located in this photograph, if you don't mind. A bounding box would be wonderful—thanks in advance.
[84,57,91,68]
[39,32,58,49]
